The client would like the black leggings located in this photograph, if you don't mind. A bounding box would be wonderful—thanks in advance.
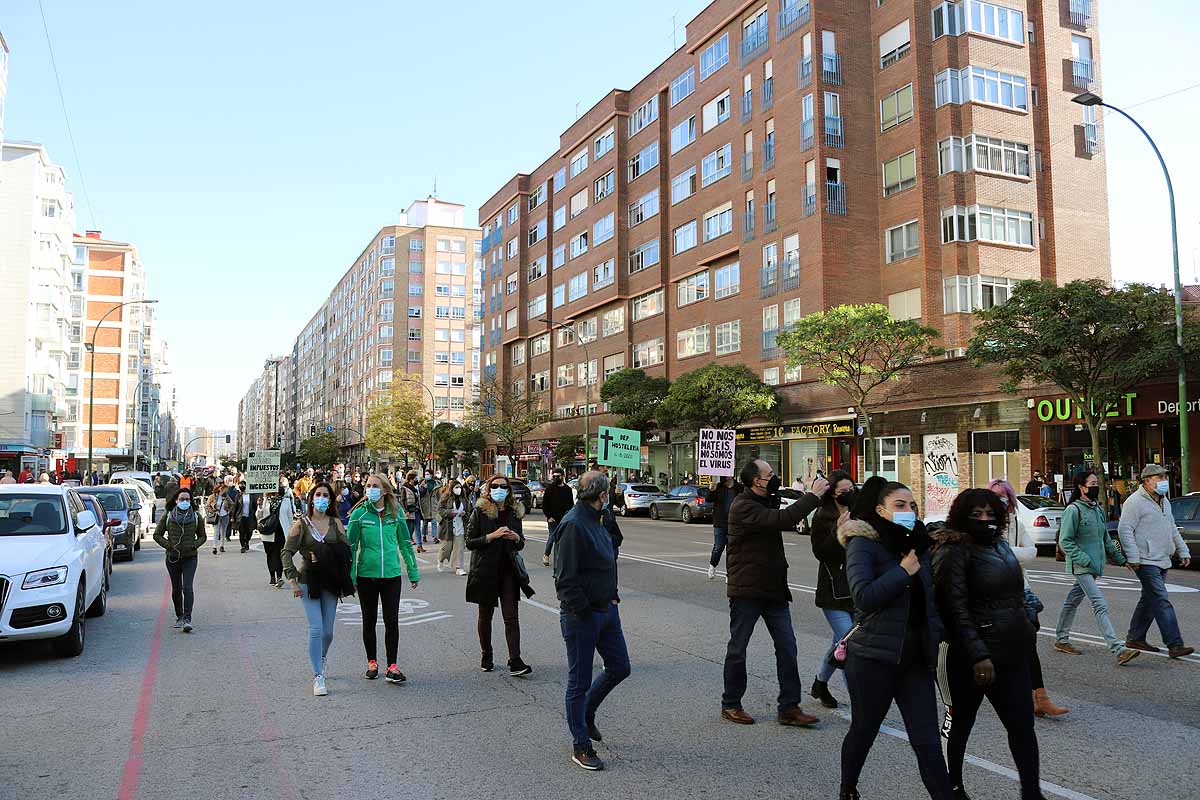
[1028,631,1044,691]
[946,652,1040,799]
[263,537,284,581]
[165,555,197,618]
[356,576,402,665]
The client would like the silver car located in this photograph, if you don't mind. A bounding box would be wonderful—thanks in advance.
[616,483,666,516]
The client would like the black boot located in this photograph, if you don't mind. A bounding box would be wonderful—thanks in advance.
[811,678,838,709]
[951,787,972,800]
[838,786,860,800]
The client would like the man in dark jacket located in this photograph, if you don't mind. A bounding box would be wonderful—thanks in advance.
[554,470,630,772]
[721,458,827,727]
[541,467,576,566]
[708,475,739,579]
[1024,471,1043,496]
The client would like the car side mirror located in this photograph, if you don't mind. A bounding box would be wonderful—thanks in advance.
[130,504,143,511]
[76,509,98,532]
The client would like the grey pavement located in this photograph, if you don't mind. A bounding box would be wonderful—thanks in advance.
[2,508,1198,800]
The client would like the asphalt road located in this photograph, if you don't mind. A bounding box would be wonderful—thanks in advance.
[3,506,1198,800]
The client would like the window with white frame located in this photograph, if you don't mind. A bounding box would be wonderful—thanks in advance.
[629,189,659,227]
[569,272,588,301]
[886,221,920,263]
[943,274,1019,313]
[880,84,914,131]
[874,435,911,482]
[671,167,698,204]
[715,320,741,355]
[593,213,615,245]
[570,189,588,219]
[594,170,615,201]
[531,333,551,356]
[575,317,598,342]
[603,307,625,337]
[632,337,665,368]
[941,205,1032,246]
[673,220,698,254]
[629,239,660,274]
[512,342,526,364]
[381,257,395,275]
[553,284,566,308]
[714,262,740,298]
[763,304,779,331]
[784,297,802,327]
[577,360,599,385]
[935,66,1028,111]
[784,365,802,383]
[629,142,659,181]
[700,33,730,80]
[505,309,517,329]
[557,364,575,387]
[554,205,567,230]
[528,182,546,210]
[528,293,547,318]
[703,203,734,241]
[593,259,615,289]
[553,245,566,270]
[670,67,696,106]
[506,273,518,294]
[603,353,625,377]
[631,288,664,321]
[938,134,1031,178]
[933,1,1023,45]
[527,256,547,283]
[879,19,911,68]
[557,326,575,347]
[553,167,567,191]
[528,218,547,246]
[629,96,659,136]
[409,283,423,296]
[507,238,518,258]
[882,151,917,196]
[701,143,733,186]
[531,371,550,392]
[408,306,421,318]
[570,231,589,259]
[702,90,732,132]
[594,127,615,159]
[677,324,711,358]
[888,288,922,320]
[677,271,710,307]
[570,148,589,178]
[763,367,780,386]
[671,116,697,154]
[508,203,519,225]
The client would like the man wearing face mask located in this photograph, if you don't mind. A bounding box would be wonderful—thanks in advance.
[1118,464,1194,658]
[720,459,828,727]
[542,468,576,567]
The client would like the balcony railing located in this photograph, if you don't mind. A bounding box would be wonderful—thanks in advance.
[764,198,778,233]
[740,27,769,66]
[741,91,753,123]
[798,56,813,88]
[803,186,817,217]
[823,53,842,85]
[761,329,780,361]
[778,2,811,41]
[760,265,779,298]
[1083,122,1099,154]
[1071,58,1093,89]
[743,210,755,242]
[801,118,814,151]
[825,115,844,148]
[1069,0,1091,27]
[826,181,847,215]
[742,151,754,182]
[762,78,774,111]
[762,138,775,172]
[781,255,801,291]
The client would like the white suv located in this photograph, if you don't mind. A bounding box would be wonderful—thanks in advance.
[0,485,108,657]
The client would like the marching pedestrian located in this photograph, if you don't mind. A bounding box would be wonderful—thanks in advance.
[541,466,575,567]
[554,470,630,771]
[153,487,207,633]
[466,474,533,675]
[1118,464,1194,658]
[707,474,740,580]
[1054,471,1139,665]
[932,489,1041,800]
[398,471,423,552]
[420,470,440,545]
[720,459,826,727]
[206,476,236,554]
[283,481,352,697]
[237,479,255,553]
[837,477,952,800]
[258,482,294,587]
[337,483,353,525]
[1024,471,1044,497]
[436,478,470,575]
[809,469,856,709]
[347,473,419,685]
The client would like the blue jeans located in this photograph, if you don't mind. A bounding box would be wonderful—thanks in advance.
[543,520,560,558]
[407,518,418,545]
[1128,565,1184,647]
[301,589,338,676]
[1056,572,1122,653]
[817,608,854,684]
[560,603,631,748]
[710,526,728,567]
[422,518,435,540]
[722,597,803,713]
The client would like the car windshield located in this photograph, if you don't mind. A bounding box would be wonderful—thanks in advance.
[1018,495,1060,510]
[629,485,661,493]
[80,490,126,511]
[123,489,141,507]
[0,495,68,535]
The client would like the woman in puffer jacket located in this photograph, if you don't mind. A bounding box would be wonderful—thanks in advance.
[932,488,1042,800]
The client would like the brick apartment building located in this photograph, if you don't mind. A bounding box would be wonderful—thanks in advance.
[478,0,1112,501]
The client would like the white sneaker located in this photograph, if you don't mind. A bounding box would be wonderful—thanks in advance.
[707,565,716,580]
[436,563,447,574]
[455,568,467,576]
[313,675,328,696]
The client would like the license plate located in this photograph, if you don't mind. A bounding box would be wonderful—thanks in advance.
[115,544,127,551]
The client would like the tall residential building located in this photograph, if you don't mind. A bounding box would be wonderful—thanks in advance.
[0,30,10,152]
[242,198,482,466]
[478,0,1109,486]
[0,141,75,477]
[237,355,287,455]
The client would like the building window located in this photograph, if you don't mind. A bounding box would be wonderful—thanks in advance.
[506,273,518,295]
[886,221,920,263]
[713,262,740,299]
[594,126,615,159]
[603,353,625,377]
[888,288,922,321]
[569,272,588,302]
[673,221,698,254]
[570,231,589,259]
[677,324,711,359]
[570,148,589,178]
[677,271,710,307]
[553,284,566,308]
[880,85,914,132]
[527,256,547,283]
[570,189,588,219]
[528,293,547,318]
[512,342,526,364]
[558,327,576,347]
[528,182,546,210]
[554,205,567,230]
[701,143,733,186]
[528,218,547,246]
[703,203,734,242]
[631,288,665,321]
[629,189,660,227]
[715,320,741,355]
[557,364,575,387]
[507,203,519,225]
[938,134,1031,178]
[670,66,696,106]
[553,167,567,192]
[784,297,801,327]
[507,238,518,258]
[879,19,911,68]
[576,360,598,386]
[882,151,918,196]
[629,96,659,137]
[603,307,625,337]
[575,317,598,343]
[941,205,1033,246]
[700,33,730,80]
[553,245,566,269]
[409,259,423,274]
[763,367,780,386]
[410,239,424,251]
[934,1,1024,45]
[629,142,660,181]
[407,306,421,319]
[874,435,912,483]
[702,90,732,133]
[593,213,615,245]
[505,309,518,329]
[531,371,549,392]
[629,239,661,274]
[671,167,698,205]
[594,170,615,201]
[943,274,1019,313]
[593,259,615,290]
[381,258,395,276]
[632,337,665,368]
[935,66,1028,111]
[531,333,550,356]
[671,116,697,154]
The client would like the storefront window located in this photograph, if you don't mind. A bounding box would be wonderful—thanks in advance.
[971,429,1020,485]
[874,436,911,483]
[790,439,828,486]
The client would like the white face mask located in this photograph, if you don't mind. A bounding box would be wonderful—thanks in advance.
[453,486,462,496]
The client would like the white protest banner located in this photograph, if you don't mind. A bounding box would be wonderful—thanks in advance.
[246,450,282,493]
[697,428,737,477]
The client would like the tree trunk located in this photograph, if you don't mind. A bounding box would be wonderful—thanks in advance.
[861,407,875,479]
[1086,416,1108,513]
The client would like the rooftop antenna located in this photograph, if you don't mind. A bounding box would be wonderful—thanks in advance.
[672,13,678,51]
[432,176,438,199]
[575,101,580,120]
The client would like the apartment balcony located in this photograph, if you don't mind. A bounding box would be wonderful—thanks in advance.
[761,329,780,361]
[480,233,492,255]
[764,198,778,233]
[1071,58,1094,89]
[825,115,844,148]
[762,78,774,111]
[798,56,813,88]
[30,392,57,413]
[781,255,801,291]
[760,265,779,299]
[741,151,754,182]
[801,119,814,151]
[823,53,843,85]
[826,181,847,216]
[741,91,753,124]
[762,139,776,172]
[778,2,810,41]
[31,429,55,448]
[802,187,817,217]
[743,210,756,242]
[740,28,769,67]
[1069,0,1091,27]
[1083,122,1099,154]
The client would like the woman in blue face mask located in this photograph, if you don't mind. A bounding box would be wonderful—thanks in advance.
[836,477,951,800]
[152,487,208,633]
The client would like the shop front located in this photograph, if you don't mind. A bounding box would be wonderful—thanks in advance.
[735,419,857,485]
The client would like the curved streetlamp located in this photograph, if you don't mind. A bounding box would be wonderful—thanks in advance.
[1073,92,1189,491]
[85,299,157,478]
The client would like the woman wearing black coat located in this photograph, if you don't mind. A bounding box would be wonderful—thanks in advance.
[932,489,1042,800]
[466,475,534,676]
[838,477,952,800]
[810,470,856,709]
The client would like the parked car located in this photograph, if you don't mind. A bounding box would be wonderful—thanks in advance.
[527,480,546,509]
[0,485,107,657]
[506,479,533,510]
[79,486,143,561]
[109,471,155,493]
[1014,495,1065,551]
[78,494,114,580]
[115,481,156,529]
[616,483,667,516]
[1155,493,1200,568]
[649,485,714,523]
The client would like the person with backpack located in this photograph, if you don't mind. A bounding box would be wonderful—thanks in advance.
[258,484,295,588]
[419,470,440,545]
[398,471,423,553]
[153,487,208,633]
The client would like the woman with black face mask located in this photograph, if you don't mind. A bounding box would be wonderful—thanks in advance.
[932,489,1042,800]
[809,470,856,709]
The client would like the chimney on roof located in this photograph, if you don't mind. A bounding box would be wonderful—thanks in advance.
[85,230,101,239]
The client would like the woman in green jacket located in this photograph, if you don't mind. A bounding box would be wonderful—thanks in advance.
[347,473,419,684]
[153,487,207,633]
[1054,471,1139,665]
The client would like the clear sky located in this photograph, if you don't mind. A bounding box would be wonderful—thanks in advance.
[3,1,1197,430]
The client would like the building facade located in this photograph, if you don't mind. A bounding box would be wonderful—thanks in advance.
[477,0,1109,487]
[0,30,9,152]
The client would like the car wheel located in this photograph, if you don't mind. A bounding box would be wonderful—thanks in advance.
[53,584,86,658]
[87,573,108,618]
[649,505,659,520]
[681,506,692,524]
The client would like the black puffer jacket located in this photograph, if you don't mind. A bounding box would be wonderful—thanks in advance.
[931,526,1034,667]
[840,516,943,667]
[810,503,852,612]
[727,489,820,602]
[465,498,529,606]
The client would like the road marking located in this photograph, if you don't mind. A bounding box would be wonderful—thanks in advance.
[1027,569,1198,594]
[523,597,561,615]
[1036,628,1200,664]
[399,613,452,626]
[117,579,171,800]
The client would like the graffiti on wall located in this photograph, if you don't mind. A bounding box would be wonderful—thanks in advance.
[923,433,959,517]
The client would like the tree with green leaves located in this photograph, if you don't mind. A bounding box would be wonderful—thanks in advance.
[432,423,487,474]
[598,368,671,433]
[779,303,943,476]
[297,432,339,468]
[553,435,584,468]
[660,363,781,431]
[366,384,433,466]
[969,279,1199,498]
[466,379,546,458]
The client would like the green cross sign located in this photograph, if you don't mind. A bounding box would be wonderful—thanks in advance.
[596,425,641,469]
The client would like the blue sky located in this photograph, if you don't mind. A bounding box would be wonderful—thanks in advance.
[3,1,1197,429]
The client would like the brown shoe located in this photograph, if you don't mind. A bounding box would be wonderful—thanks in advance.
[721,707,755,725]
[1033,688,1069,718]
[1125,639,1161,653]
[777,706,819,727]
[1116,648,1140,666]
[1168,645,1195,659]
[1054,642,1082,656]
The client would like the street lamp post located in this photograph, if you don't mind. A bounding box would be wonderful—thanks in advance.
[537,317,590,465]
[1073,92,1189,492]
[85,299,157,479]
[133,370,170,472]
[399,378,438,470]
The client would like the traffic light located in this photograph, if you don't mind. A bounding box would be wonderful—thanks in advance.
[309,424,316,436]
[225,435,231,444]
